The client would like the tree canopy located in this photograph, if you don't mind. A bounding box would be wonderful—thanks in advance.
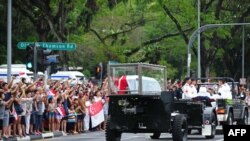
[0,0,249,80]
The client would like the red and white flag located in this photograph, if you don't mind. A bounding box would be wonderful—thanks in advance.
[56,107,66,117]
[48,89,57,97]
[88,101,104,128]
[19,71,25,77]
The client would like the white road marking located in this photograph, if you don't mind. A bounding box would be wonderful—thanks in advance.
[122,136,141,140]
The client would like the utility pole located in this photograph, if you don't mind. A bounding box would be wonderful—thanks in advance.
[7,0,12,83]
[197,0,201,78]
[242,25,245,78]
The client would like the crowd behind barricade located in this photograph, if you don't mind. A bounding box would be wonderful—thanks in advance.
[0,76,109,140]
[166,78,250,109]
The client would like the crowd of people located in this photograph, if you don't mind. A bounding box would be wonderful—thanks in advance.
[1,74,250,140]
[0,76,109,140]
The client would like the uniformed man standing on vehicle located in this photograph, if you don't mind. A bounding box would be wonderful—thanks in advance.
[218,79,232,99]
[190,79,198,96]
[182,77,196,99]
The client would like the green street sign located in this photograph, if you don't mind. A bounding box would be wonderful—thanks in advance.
[17,42,77,50]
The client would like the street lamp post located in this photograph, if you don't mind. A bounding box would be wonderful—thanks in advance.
[7,0,12,83]
[197,0,201,78]
[242,25,245,78]
[187,23,250,77]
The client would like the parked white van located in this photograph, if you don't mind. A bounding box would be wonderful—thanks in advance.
[0,64,33,83]
[50,71,85,81]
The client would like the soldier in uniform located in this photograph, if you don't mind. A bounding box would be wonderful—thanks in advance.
[182,77,196,99]
[218,79,232,99]
[190,79,198,96]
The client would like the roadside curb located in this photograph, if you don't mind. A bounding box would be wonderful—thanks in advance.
[2,131,64,141]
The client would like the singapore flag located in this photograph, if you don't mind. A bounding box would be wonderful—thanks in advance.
[88,101,104,128]
[48,89,57,97]
[56,107,66,117]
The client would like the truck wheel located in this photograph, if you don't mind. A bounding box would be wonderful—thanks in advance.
[227,112,233,125]
[105,118,121,141]
[150,133,161,139]
[205,113,216,139]
[172,115,187,141]
[238,110,248,125]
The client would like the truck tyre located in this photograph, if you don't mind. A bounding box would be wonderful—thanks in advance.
[227,112,233,125]
[172,115,187,141]
[150,133,161,139]
[205,113,216,139]
[106,117,121,141]
[238,110,248,125]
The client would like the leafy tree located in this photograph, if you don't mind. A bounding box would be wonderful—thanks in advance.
[0,0,249,80]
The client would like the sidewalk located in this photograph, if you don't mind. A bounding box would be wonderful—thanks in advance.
[2,131,65,141]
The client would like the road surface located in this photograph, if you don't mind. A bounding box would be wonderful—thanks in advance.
[46,131,224,141]
[45,115,250,141]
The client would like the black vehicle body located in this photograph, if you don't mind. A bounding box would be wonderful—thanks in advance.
[174,99,217,139]
[108,92,174,133]
[106,63,187,141]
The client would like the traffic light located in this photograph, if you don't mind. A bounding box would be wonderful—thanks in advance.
[25,45,34,71]
[37,48,52,72]
[47,54,59,75]
[50,63,59,75]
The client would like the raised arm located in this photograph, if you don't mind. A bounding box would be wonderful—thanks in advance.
[7,76,15,89]
[11,85,19,94]
[52,80,61,90]
[69,89,75,98]
[26,79,39,91]
[20,82,28,98]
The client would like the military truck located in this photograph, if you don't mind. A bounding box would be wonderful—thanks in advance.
[105,63,187,141]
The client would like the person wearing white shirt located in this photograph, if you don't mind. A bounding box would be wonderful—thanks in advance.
[182,77,195,99]
[20,92,35,135]
[84,96,91,131]
[190,79,198,97]
[218,79,232,99]
[93,91,105,104]
[207,88,221,100]
[197,87,210,97]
